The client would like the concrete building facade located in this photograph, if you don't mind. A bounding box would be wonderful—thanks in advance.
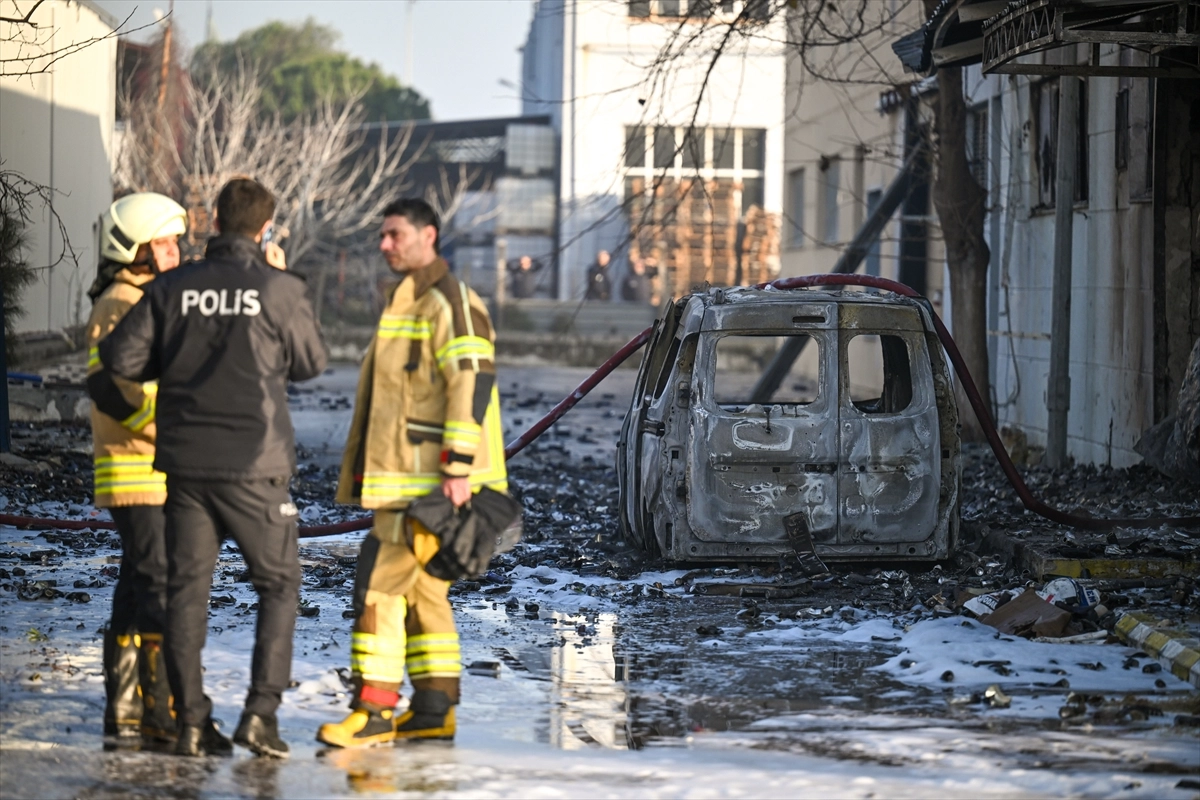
[1,0,118,336]
[959,56,1197,467]
[889,0,1200,468]
[520,0,788,300]
[780,2,943,308]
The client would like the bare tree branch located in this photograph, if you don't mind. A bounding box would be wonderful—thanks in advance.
[0,0,46,26]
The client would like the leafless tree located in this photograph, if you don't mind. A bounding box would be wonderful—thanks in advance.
[423,162,485,233]
[0,1,153,79]
[119,59,427,268]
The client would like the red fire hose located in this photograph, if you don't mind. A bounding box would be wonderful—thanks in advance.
[1,275,1196,537]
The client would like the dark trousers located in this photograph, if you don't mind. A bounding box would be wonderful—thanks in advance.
[109,505,168,636]
[163,476,301,727]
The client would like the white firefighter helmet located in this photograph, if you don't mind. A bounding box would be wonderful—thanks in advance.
[100,192,188,265]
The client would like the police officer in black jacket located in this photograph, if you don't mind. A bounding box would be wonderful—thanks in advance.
[98,179,327,759]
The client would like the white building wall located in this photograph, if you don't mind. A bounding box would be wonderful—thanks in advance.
[522,0,787,300]
[960,49,1155,467]
[1,0,116,336]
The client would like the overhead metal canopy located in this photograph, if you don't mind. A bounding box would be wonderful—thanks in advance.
[894,0,1200,77]
[982,0,1200,76]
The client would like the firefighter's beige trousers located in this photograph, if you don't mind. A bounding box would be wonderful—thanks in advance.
[350,511,461,703]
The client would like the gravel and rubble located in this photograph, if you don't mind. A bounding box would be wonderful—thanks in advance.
[2,364,1199,796]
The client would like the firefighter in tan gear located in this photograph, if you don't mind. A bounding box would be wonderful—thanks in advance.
[85,192,187,740]
[317,198,507,747]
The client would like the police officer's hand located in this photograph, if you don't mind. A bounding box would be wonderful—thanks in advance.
[264,242,287,270]
[442,476,471,508]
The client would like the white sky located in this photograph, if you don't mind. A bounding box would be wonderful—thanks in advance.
[95,0,535,121]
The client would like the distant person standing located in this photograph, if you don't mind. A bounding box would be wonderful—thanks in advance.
[585,250,612,301]
[86,192,187,744]
[100,178,327,759]
[510,255,540,299]
[620,254,652,304]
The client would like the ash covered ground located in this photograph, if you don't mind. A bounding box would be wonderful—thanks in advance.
[1,363,1199,799]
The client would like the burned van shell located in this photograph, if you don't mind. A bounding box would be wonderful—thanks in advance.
[617,286,961,563]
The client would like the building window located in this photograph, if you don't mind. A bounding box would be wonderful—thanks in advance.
[682,126,704,169]
[713,127,735,169]
[819,155,840,244]
[742,177,763,215]
[744,0,771,21]
[742,128,766,171]
[629,0,651,17]
[623,125,771,285]
[623,125,767,203]
[1117,58,1154,202]
[629,0,766,19]
[1115,87,1129,171]
[787,168,805,248]
[966,103,988,190]
[1032,78,1058,210]
[1074,79,1088,205]
[654,126,676,169]
[865,188,882,276]
[1031,78,1090,210]
[625,125,646,168]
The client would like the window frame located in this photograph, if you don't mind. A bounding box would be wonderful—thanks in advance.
[706,332,823,410]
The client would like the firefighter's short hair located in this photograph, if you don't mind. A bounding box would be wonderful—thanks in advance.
[382,198,440,254]
[216,178,276,238]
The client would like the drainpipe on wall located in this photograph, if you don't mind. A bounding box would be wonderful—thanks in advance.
[1045,76,1079,468]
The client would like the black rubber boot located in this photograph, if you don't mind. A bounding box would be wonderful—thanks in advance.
[393,690,456,741]
[174,718,233,757]
[103,630,142,737]
[138,635,176,741]
[234,712,289,759]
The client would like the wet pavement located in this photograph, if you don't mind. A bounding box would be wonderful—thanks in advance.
[2,364,1199,798]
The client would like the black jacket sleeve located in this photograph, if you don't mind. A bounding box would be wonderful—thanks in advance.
[86,371,139,421]
[283,280,327,382]
[98,292,160,383]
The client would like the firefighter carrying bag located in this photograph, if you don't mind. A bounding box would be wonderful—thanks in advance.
[405,487,523,581]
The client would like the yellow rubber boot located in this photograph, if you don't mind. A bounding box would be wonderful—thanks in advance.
[393,690,456,741]
[316,707,396,748]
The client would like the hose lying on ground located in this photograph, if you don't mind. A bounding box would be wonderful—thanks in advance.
[2,275,1196,537]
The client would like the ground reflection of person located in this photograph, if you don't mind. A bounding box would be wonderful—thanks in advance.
[585,250,612,301]
[510,254,541,299]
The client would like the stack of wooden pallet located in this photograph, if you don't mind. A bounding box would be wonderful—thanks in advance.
[741,204,781,286]
[625,177,780,293]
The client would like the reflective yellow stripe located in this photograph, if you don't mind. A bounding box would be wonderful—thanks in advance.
[435,336,494,368]
[405,660,462,678]
[464,388,508,493]
[406,633,459,648]
[94,454,165,496]
[95,454,156,465]
[378,315,432,340]
[351,631,407,682]
[406,632,462,678]
[121,385,157,432]
[87,346,101,370]
[361,473,442,502]
[443,420,481,450]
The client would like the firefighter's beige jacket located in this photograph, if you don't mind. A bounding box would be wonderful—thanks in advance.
[337,258,507,512]
[86,269,165,507]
